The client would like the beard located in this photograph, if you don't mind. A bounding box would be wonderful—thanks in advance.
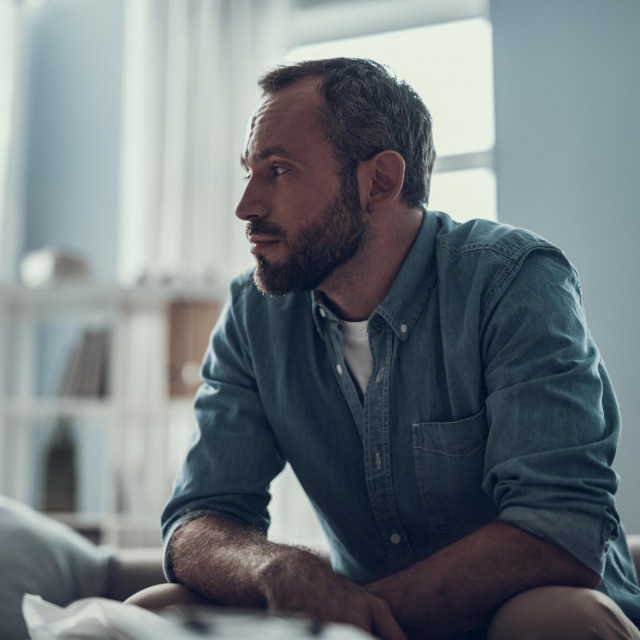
[248,171,367,296]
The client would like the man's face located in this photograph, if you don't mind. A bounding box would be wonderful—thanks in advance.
[236,80,367,296]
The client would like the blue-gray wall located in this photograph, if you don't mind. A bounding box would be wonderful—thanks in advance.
[23,0,122,280]
[492,0,640,531]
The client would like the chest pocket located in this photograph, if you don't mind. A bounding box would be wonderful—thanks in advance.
[412,407,497,534]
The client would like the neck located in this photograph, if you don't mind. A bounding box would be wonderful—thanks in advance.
[318,208,423,321]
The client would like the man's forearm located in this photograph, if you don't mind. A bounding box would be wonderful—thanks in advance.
[169,514,321,607]
[367,520,601,639]
[169,514,408,640]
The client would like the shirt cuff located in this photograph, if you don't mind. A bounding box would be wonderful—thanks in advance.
[498,506,618,576]
[162,509,222,582]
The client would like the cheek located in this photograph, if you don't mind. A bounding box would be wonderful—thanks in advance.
[291,178,337,214]
[272,168,340,222]
[274,190,315,224]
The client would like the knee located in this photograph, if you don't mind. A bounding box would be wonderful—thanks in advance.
[125,583,212,610]
[488,586,638,640]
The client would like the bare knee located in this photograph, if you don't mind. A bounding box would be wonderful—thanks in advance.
[488,586,640,640]
[125,583,213,610]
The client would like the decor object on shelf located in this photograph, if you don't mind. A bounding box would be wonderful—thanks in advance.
[168,301,221,397]
[20,247,90,287]
[41,418,77,513]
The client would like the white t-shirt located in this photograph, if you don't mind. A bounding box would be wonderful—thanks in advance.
[338,319,373,397]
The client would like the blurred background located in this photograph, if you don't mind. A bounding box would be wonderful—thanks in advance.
[0,0,639,550]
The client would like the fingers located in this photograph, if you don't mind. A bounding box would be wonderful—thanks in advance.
[369,597,408,640]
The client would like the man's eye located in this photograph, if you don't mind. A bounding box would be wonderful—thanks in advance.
[243,173,251,181]
[271,165,288,177]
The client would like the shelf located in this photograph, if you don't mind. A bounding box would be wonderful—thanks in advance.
[1,397,196,420]
[50,511,161,528]
[48,511,164,546]
[2,398,115,419]
[0,283,210,543]
[0,282,226,312]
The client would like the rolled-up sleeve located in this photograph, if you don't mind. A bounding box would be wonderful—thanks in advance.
[161,279,286,580]
[481,247,620,576]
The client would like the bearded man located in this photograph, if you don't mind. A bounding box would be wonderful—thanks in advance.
[130,58,640,640]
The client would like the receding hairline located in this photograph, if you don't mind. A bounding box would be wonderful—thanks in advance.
[252,78,335,142]
[258,67,325,94]
[257,74,327,111]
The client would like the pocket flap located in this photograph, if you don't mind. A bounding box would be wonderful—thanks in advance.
[413,407,488,457]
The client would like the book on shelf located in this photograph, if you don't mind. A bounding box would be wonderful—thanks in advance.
[58,328,110,398]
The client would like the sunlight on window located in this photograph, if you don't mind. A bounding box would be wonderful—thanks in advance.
[429,168,496,224]
[288,19,495,158]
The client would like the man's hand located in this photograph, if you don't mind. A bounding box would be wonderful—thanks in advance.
[364,521,601,639]
[257,551,407,640]
[170,515,406,640]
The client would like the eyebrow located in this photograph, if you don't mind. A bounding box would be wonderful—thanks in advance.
[240,146,301,170]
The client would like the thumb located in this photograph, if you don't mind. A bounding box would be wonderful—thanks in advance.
[370,598,408,640]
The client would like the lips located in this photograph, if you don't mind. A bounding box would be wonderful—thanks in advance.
[248,234,280,254]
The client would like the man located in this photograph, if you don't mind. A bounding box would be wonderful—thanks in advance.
[137,58,640,639]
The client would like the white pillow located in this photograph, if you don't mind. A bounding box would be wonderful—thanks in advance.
[0,496,116,640]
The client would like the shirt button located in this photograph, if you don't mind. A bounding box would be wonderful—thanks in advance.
[336,364,343,375]
[390,533,402,545]
[318,307,327,318]
[400,323,408,334]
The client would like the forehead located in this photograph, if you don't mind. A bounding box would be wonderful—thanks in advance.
[242,79,332,166]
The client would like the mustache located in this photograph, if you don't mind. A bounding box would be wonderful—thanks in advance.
[246,220,284,240]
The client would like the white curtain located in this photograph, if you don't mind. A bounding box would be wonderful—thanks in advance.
[117,0,292,286]
[117,0,328,550]
[0,0,26,283]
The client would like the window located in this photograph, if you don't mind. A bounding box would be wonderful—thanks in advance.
[288,17,497,223]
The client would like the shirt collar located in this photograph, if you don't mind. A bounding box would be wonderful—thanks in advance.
[311,288,335,334]
[311,210,439,340]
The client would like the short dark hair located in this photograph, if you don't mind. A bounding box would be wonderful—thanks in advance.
[258,57,436,208]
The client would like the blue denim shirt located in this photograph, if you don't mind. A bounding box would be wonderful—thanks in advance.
[162,210,640,625]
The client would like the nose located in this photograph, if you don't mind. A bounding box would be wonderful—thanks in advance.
[235,178,268,222]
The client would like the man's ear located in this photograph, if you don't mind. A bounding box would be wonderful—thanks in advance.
[357,150,405,213]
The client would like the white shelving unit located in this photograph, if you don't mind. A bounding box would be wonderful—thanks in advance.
[0,282,225,547]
